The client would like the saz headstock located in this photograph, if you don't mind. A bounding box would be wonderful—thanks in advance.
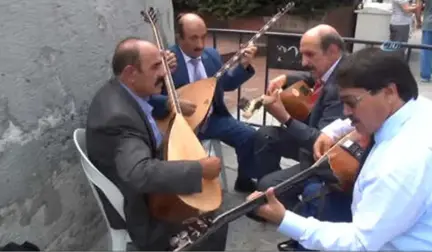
[140,7,159,25]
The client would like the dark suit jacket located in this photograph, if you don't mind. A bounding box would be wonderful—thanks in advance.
[284,57,345,151]
[149,45,255,118]
[85,78,204,250]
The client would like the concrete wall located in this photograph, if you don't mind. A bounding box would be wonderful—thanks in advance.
[0,0,174,249]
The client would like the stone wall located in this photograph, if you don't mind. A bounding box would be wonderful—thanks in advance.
[0,0,174,249]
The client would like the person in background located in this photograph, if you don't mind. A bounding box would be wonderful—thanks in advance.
[389,0,421,57]
[420,0,432,82]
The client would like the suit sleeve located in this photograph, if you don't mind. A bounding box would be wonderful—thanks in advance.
[211,48,256,92]
[284,83,343,150]
[110,115,203,194]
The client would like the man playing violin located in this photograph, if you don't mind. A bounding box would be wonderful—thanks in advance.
[149,13,261,193]
[86,38,228,251]
[249,47,432,250]
[247,25,352,226]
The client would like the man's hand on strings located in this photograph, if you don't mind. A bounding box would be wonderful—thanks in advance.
[313,133,335,160]
[166,98,196,116]
[267,74,287,94]
[199,156,221,180]
[246,187,286,225]
[164,50,177,72]
[263,88,290,124]
[179,99,196,116]
[239,43,257,68]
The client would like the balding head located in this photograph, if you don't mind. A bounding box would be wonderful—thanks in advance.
[112,37,165,96]
[302,24,344,52]
[112,37,159,76]
[176,12,207,58]
[299,25,345,79]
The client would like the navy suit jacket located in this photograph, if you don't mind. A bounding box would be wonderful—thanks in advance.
[150,45,255,118]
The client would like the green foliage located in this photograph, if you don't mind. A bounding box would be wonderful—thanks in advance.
[197,0,261,20]
[172,0,354,19]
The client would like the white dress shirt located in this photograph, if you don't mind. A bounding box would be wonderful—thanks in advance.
[321,118,354,141]
[277,96,432,250]
[179,48,213,121]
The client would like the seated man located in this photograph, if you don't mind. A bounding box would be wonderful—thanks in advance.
[86,37,227,251]
[252,24,348,211]
[249,47,432,251]
[149,12,259,193]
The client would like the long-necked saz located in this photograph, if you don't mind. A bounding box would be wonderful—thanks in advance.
[141,8,222,223]
[140,1,296,223]
[155,1,296,133]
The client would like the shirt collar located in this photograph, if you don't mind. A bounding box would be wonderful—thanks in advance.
[119,82,153,113]
[321,56,342,82]
[179,46,201,63]
[374,98,416,144]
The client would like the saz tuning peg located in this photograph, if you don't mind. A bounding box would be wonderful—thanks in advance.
[141,7,158,23]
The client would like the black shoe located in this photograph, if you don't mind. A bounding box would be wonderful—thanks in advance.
[234,177,256,193]
[277,239,299,251]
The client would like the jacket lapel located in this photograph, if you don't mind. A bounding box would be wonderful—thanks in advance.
[111,79,157,151]
[172,45,190,84]
[200,50,215,77]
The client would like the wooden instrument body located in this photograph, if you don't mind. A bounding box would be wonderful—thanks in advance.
[149,114,222,223]
[239,80,316,121]
[279,80,314,121]
[156,77,217,133]
[318,130,371,191]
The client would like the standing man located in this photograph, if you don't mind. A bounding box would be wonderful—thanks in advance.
[249,47,432,251]
[389,0,420,57]
[150,13,259,193]
[86,38,228,251]
[420,0,432,82]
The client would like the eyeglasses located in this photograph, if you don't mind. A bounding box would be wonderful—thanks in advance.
[342,90,372,109]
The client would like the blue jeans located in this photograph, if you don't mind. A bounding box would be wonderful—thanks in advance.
[198,114,258,179]
[291,182,353,251]
[420,30,432,80]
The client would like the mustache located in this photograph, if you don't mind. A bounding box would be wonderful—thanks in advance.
[304,65,314,71]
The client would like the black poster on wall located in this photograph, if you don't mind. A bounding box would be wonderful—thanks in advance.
[267,35,307,71]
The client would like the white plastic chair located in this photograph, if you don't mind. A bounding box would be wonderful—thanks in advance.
[201,139,229,190]
[73,128,131,251]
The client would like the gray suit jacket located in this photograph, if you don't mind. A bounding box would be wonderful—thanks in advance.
[85,78,203,250]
